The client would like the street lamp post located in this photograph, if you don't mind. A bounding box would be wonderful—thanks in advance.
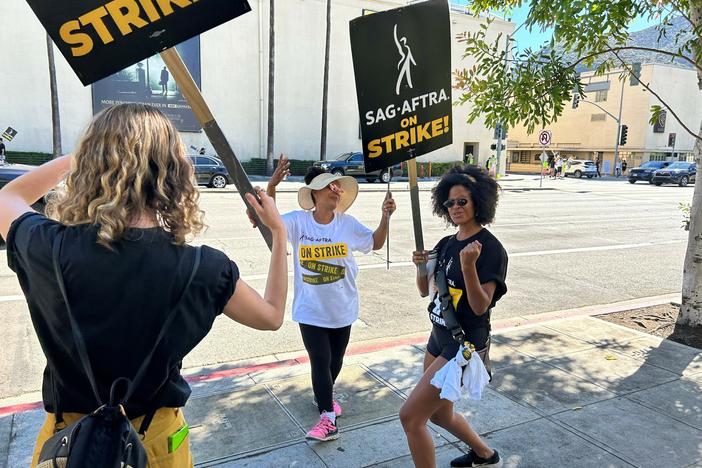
[613,79,625,175]
[494,33,511,177]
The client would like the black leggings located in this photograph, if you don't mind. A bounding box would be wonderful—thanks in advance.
[299,323,352,414]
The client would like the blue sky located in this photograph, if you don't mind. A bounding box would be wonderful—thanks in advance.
[453,2,660,52]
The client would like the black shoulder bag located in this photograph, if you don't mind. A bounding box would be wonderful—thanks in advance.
[434,235,492,377]
[37,232,201,468]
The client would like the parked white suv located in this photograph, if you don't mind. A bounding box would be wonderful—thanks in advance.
[564,159,597,178]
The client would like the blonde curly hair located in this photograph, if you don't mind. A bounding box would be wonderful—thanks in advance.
[46,103,204,246]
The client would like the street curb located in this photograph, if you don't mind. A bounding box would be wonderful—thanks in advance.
[0,292,679,417]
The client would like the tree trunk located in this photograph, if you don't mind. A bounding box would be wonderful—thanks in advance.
[265,0,275,176]
[678,4,702,326]
[319,0,331,161]
[46,34,62,159]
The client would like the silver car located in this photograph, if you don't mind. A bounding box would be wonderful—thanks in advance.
[564,159,597,178]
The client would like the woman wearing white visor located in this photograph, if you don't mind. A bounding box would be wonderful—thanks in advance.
[265,156,396,441]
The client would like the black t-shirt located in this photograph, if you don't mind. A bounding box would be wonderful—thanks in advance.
[7,213,239,417]
[427,229,508,347]
[0,142,5,155]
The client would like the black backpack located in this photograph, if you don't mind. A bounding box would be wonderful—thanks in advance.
[37,232,201,468]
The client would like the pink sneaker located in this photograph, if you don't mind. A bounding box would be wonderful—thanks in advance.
[312,398,343,417]
[332,401,342,418]
[305,415,339,441]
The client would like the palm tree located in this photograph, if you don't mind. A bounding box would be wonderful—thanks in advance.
[319,0,331,161]
[46,34,62,158]
[266,0,275,176]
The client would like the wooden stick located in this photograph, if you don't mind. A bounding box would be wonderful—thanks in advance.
[386,178,391,270]
[160,47,273,250]
[407,158,426,276]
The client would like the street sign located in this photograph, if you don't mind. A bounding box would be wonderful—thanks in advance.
[2,127,17,141]
[538,130,552,146]
[350,0,452,173]
[539,151,548,163]
[26,0,251,85]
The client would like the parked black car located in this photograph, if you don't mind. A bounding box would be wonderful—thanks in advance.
[0,163,47,245]
[0,163,35,190]
[628,161,671,184]
[313,152,403,183]
[188,155,230,188]
[0,164,49,209]
[651,161,697,187]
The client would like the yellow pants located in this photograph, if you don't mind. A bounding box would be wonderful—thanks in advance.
[31,407,193,468]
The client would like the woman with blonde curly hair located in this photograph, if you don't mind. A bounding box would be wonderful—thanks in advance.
[0,103,288,467]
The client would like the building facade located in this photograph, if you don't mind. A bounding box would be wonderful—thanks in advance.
[0,0,513,166]
[507,62,702,174]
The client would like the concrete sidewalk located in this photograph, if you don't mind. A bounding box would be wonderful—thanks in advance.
[2,314,701,467]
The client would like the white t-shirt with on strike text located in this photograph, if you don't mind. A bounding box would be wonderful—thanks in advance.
[282,210,374,328]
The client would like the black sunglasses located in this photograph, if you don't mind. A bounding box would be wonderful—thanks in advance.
[443,198,469,209]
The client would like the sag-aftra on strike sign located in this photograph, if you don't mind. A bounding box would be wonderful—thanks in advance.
[27,0,251,85]
[350,0,452,173]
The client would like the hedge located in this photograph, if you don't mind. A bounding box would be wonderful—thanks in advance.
[400,161,464,177]
[242,158,465,178]
[241,158,320,176]
[4,152,53,166]
[1,152,466,179]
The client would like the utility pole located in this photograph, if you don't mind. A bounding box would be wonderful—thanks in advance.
[494,33,510,177]
[613,78,624,176]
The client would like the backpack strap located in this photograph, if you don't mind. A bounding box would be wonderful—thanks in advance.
[122,246,201,404]
[52,231,103,407]
[51,230,202,409]
[435,235,493,345]
[435,236,465,343]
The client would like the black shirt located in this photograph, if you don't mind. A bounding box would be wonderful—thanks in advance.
[7,213,239,417]
[428,229,508,347]
[0,142,5,155]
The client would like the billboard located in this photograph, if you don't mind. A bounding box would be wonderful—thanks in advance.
[91,36,201,132]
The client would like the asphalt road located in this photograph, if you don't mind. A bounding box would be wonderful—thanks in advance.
[0,175,693,401]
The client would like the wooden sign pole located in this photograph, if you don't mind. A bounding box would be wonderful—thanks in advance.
[407,158,427,277]
[160,47,273,250]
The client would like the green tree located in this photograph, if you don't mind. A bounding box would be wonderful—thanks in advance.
[455,1,702,326]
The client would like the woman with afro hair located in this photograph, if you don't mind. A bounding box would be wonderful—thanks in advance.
[400,165,508,468]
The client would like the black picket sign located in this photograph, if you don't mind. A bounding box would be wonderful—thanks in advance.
[350,0,452,173]
[26,0,251,85]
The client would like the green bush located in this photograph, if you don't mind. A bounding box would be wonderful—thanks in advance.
[241,158,319,176]
[5,151,53,166]
[400,161,464,177]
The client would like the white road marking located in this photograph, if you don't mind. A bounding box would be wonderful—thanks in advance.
[238,239,686,281]
[0,295,24,303]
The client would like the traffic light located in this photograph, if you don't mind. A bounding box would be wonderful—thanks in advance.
[572,94,580,109]
[493,124,508,140]
[490,144,505,151]
[630,63,642,86]
[493,123,502,140]
[619,125,629,146]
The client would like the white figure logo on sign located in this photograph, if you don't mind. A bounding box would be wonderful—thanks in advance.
[394,24,417,95]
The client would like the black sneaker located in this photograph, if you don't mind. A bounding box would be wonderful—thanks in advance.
[450,449,501,467]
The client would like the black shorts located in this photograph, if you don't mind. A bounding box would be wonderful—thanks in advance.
[426,324,461,360]
[426,324,490,360]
